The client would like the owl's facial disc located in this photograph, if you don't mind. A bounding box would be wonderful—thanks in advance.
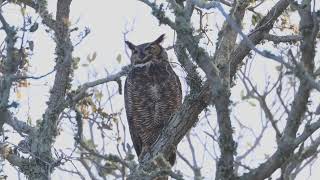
[129,44,157,65]
[125,34,165,65]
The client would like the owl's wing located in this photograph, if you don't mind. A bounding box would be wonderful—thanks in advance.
[175,73,182,103]
[124,77,142,156]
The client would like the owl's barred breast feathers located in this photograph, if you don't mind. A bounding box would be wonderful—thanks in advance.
[124,34,182,167]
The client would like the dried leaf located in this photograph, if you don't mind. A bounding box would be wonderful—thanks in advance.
[94,91,103,101]
[248,100,256,107]
[21,7,26,16]
[116,54,121,63]
[72,57,81,69]
[16,90,22,100]
[275,65,282,71]
[63,17,71,27]
[240,90,245,100]
[83,139,97,149]
[90,52,97,62]
[27,116,32,125]
[29,22,39,32]
[0,144,12,159]
[87,52,97,63]
[251,13,262,26]
[28,41,34,51]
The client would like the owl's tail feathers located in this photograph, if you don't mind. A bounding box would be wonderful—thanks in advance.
[153,153,174,180]
[168,151,176,166]
[154,176,168,180]
[152,151,175,180]
[153,176,169,180]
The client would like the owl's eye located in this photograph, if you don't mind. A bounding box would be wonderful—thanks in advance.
[145,45,157,51]
[150,45,161,54]
[144,46,152,51]
[132,49,138,54]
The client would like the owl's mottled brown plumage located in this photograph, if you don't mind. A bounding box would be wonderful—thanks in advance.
[124,34,182,166]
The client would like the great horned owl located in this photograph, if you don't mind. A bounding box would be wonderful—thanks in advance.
[124,34,182,166]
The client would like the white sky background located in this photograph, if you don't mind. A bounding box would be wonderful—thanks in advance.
[1,0,320,179]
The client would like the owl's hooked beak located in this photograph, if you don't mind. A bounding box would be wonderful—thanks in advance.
[137,54,152,64]
[138,51,146,59]
[143,55,152,62]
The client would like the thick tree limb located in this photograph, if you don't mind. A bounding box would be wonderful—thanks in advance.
[135,1,310,180]
[0,11,22,133]
[240,2,319,180]
[4,112,35,136]
[134,82,213,176]
[282,0,317,142]
[20,0,74,179]
[138,0,177,29]
[214,0,249,66]
[14,0,56,29]
[282,136,320,179]
[295,119,320,146]
[174,35,203,94]
[215,91,236,180]
[0,7,38,175]
[230,0,291,77]
[264,34,303,43]
[71,65,130,104]
[211,1,250,179]
[0,12,16,111]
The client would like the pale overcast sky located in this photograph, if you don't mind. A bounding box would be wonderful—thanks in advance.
[1,0,320,179]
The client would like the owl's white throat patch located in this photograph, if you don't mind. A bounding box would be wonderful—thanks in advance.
[134,60,152,68]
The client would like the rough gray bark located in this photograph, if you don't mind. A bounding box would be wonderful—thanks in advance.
[133,0,320,180]
[27,1,74,179]
[240,1,319,180]
[0,0,74,179]
[215,91,236,180]
[1,0,320,179]
[0,11,20,129]
[230,0,291,77]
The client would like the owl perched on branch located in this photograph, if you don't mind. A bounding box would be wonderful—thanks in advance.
[124,34,182,166]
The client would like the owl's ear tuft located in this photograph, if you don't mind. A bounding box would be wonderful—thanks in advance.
[125,41,136,51]
[152,34,165,44]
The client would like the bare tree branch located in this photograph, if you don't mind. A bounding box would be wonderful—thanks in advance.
[230,0,291,77]
[71,65,130,104]
[4,112,35,136]
[264,34,303,43]
[240,2,320,179]
[19,0,75,179]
